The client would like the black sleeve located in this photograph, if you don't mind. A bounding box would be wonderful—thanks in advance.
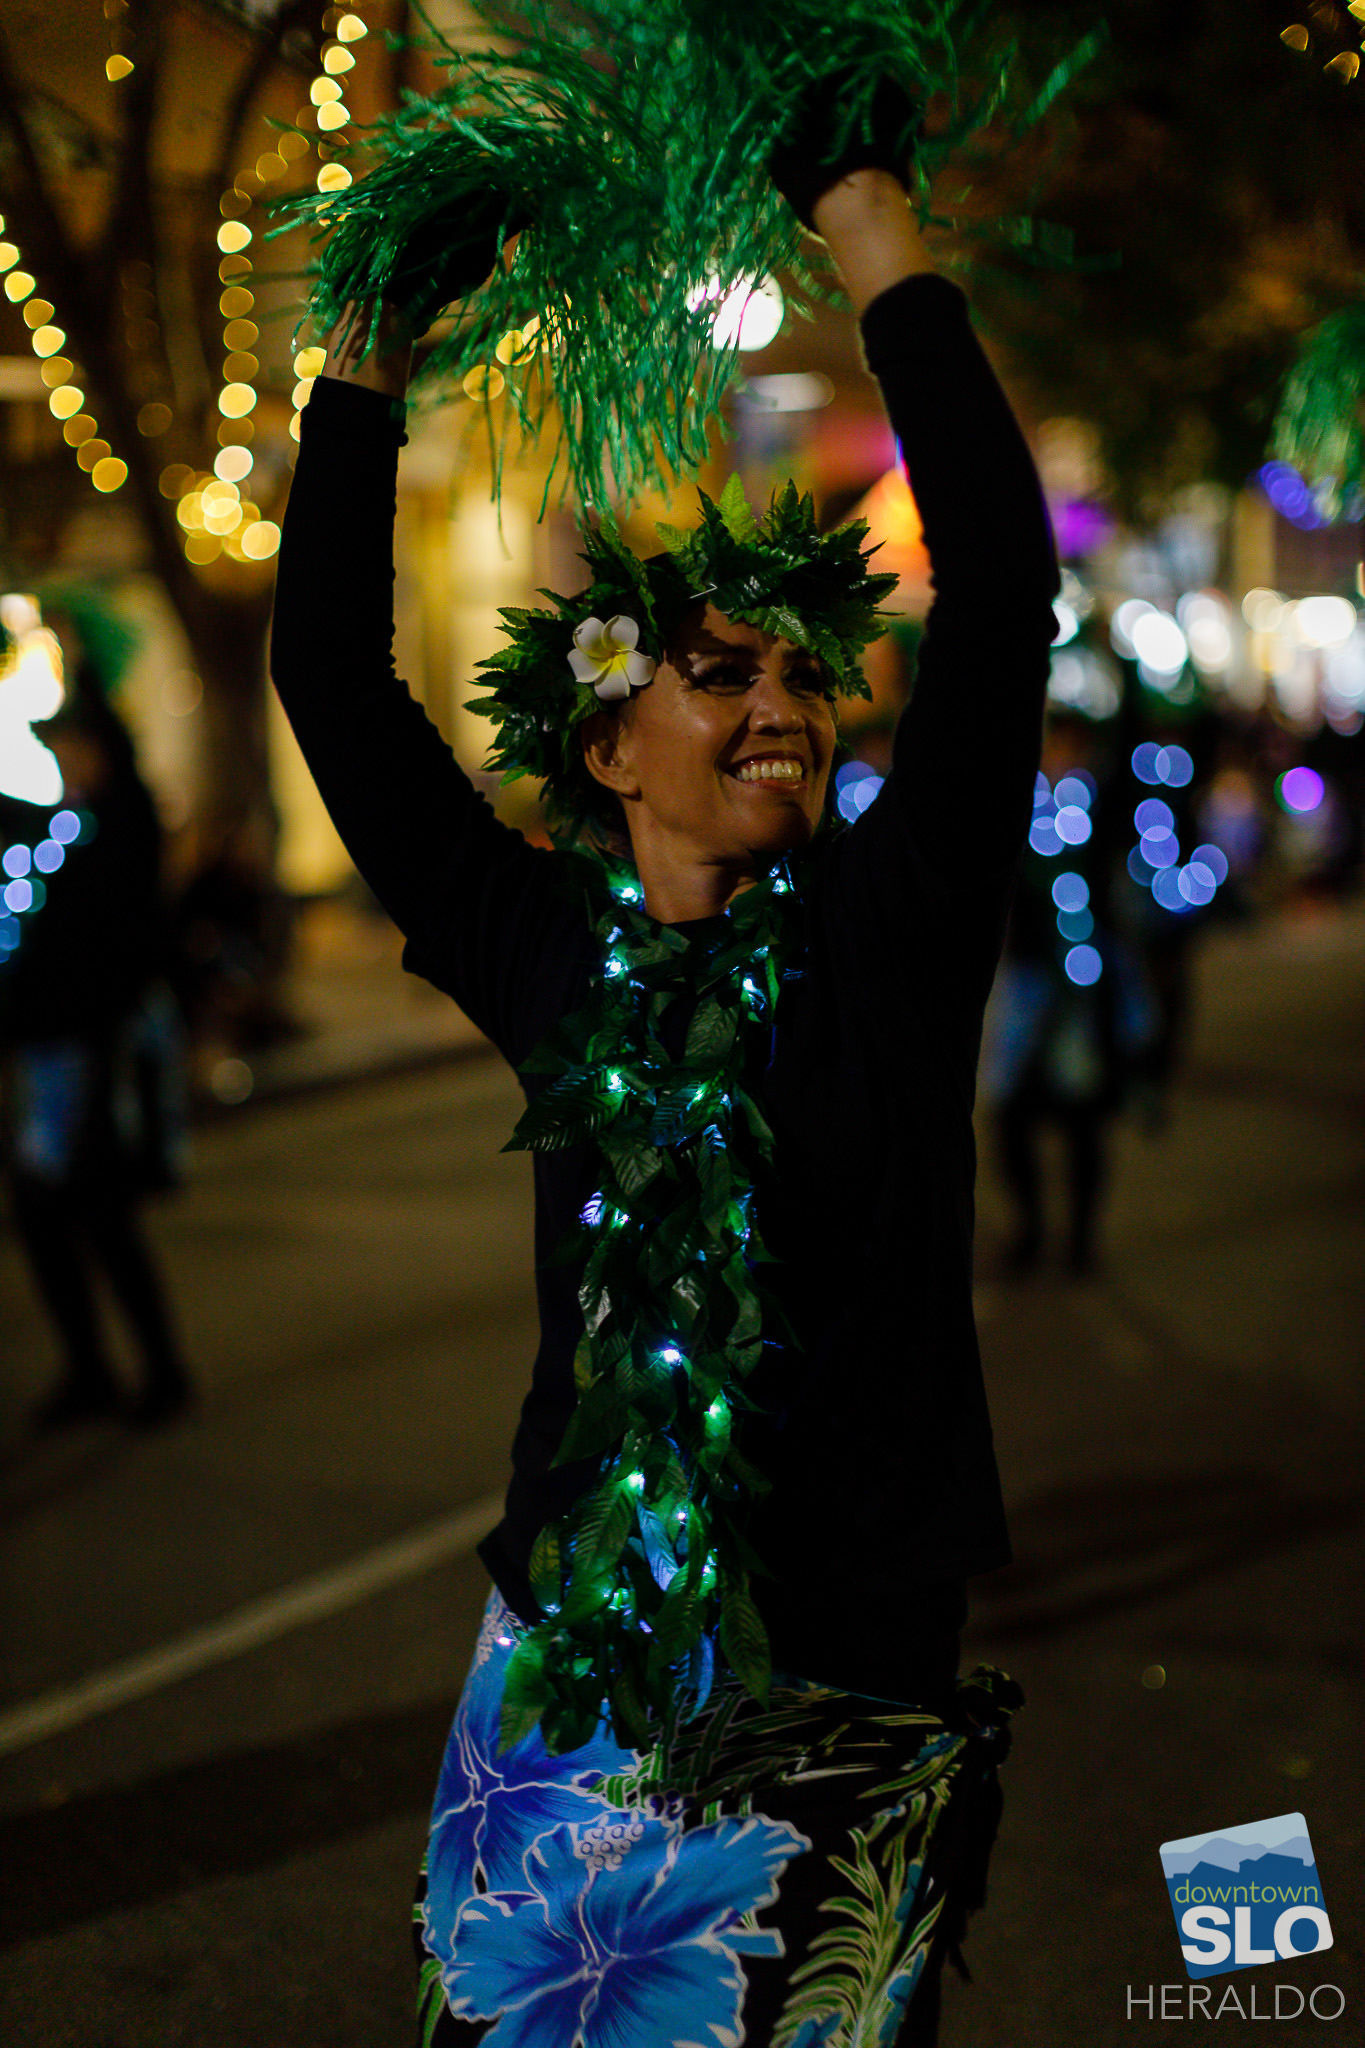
[821,273,1060,998]
[269,376,580,1064]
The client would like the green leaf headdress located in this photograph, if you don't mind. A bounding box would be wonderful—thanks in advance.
[467,474,899,841]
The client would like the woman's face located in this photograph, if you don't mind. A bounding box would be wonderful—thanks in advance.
[588,603,838,878]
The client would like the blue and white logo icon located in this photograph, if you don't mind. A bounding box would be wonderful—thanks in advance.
[1160,1813,1333,1980]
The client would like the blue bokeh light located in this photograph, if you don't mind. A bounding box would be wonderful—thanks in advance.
[1140,829,1180,869]
[1054,805,1093,846]
[1052,872,1090,912]
[1056,907,1095,942]
[1134,797,1174,834]
[1152,869,1192,912]
[1029,817,1063,857]
[1064,943,1103,986]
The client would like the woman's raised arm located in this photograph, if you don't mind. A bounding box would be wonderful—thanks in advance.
[269,303,573,1064]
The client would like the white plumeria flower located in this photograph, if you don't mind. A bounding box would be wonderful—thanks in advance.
[568,614,656,701]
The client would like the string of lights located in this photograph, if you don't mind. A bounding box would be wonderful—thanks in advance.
[150,10,372,566]
[0,214,129,500]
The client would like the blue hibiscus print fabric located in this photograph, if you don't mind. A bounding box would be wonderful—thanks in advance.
[414,1594,1022,2048]
[445,1812,802,2048]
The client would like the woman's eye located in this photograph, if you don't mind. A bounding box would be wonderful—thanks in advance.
[695,665,749,690]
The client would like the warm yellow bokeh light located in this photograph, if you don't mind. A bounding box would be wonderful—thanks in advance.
[316,103,349,131]
[463,365,505,401]
[224,352,260,382]
[91,456,128,492]
[76,438,112,472]
[32,326,67,357]
[177,491,205,530]
[40,357,73,388]
[292,378,315,411]
[323,46,355,73]
[23,299,55,328]
[105,54,133,81]
[220,287,255,319]
[214,444,254,483]
[240,521,282,560]
[220,254,252,282]
[0,242,18,271]
[217,221,252,254]
[1325,51,1360,81]
[311,76,342,105]
[294,346,326,378]
[289,412,302,441]
[185,533,222,565]
[5,271,35,301]
[137,401,172,436]
[316,163,352,192]
[220,189,251,219]
[224,319,259,352]
[63,414,97,446]
[336,13,367,41]
[160,463,196,498]
[279,130,310,162]
[217,416,254,447]
[49,386,84,419]
[255,152,287,182]
[218,382,258,419]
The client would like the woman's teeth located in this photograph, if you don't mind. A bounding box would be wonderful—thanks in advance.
[734,759,804,784]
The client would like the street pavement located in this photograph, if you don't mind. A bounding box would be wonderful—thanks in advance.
[0,902,1361,2047]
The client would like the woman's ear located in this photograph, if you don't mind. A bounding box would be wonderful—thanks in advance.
[581,705,641,800]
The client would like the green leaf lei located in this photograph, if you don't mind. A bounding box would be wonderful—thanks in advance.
[499,855,803,1755]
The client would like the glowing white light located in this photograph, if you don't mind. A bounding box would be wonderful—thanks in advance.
[1178,591,1233,674]
[1110,599,1156,658]
[1052,600,1080,645]
[0,616,65,805]
[1129,610,1188,676]
[1242,587,1285,633]
[741,372,833,413]
[689,273,785,352]
[1325,628,1365,709]
[1290,596,1357,649]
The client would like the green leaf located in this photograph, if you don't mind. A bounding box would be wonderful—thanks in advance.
[497,1634,551,1752]
[716,473,760,545]
[719,1574,771,1703]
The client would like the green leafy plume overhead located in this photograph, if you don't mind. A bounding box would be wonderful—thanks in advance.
[280,0,1100,512]
[1273,299,1365,522]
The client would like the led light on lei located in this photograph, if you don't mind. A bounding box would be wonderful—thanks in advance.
[569,615,656,701]
[497,854,801,1757]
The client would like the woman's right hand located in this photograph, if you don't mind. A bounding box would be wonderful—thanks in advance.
[321,300,413,398]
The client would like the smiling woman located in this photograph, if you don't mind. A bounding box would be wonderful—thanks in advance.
[270,77,1059,2048]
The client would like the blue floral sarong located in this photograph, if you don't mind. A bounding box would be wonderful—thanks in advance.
[414,1595,1021,2048]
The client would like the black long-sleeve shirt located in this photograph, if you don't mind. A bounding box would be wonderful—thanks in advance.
[271,273,1059,1704]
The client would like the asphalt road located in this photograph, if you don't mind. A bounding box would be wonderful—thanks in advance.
[1,903,1362,2047]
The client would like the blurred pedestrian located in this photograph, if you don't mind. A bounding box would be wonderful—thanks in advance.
[1,639,193,1431]
[987,717,1155,1275]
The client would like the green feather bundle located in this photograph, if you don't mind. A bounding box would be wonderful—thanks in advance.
[281,0,1097,511]
[1273,300,1365,521]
